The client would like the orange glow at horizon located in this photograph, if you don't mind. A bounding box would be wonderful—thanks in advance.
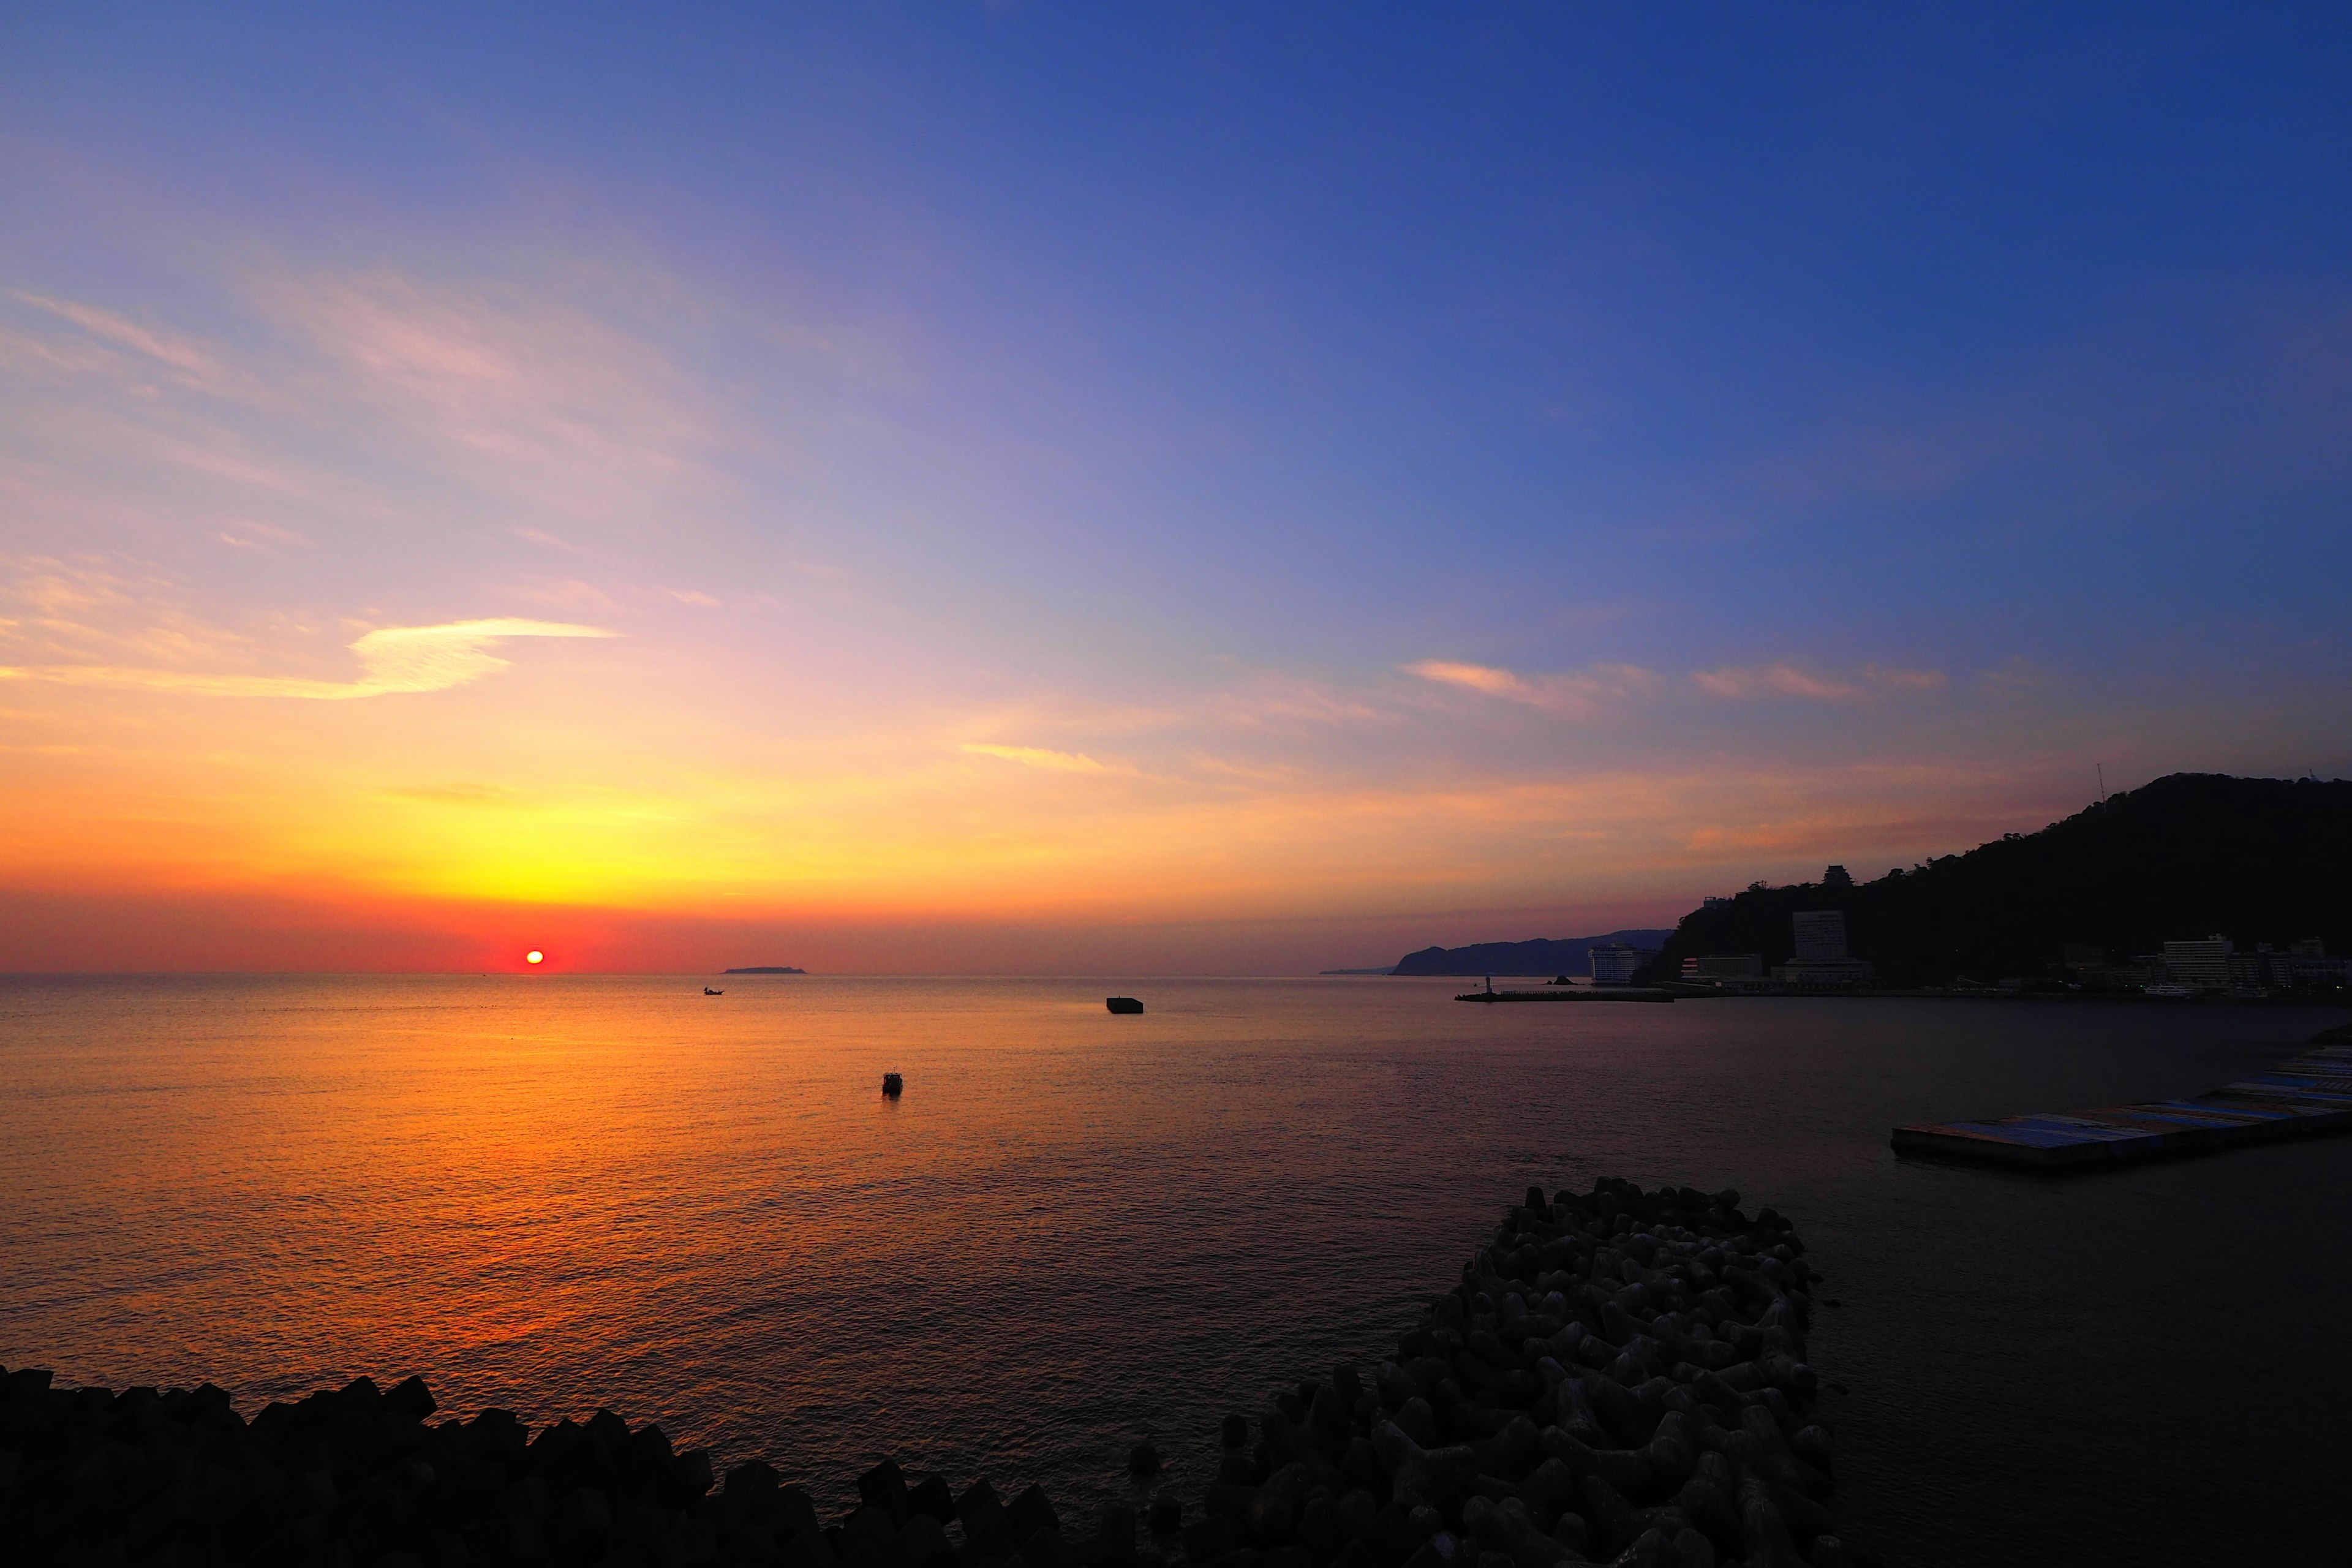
[0,627,2158,973]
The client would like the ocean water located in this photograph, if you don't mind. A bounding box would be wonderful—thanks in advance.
[1,974,2347,1566]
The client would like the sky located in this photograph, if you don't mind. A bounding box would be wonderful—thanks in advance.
[2,3,2349,973]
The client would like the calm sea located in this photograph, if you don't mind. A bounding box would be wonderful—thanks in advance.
[1,975,2346,1566]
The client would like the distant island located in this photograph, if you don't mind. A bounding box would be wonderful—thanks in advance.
[722,965,807,974]
[1638,772,2352,988]
[1389,929,1675,977]
[1319,966,1397,975]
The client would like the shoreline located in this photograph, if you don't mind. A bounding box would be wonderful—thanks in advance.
[1456,983,2352,1008]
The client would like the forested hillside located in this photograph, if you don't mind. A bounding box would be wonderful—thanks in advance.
[1637,774,2352,986]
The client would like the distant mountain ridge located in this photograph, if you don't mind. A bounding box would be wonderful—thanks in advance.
[1390,929,1675,977]
[1638,772,2352,986]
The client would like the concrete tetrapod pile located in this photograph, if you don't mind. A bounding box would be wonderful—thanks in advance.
[0,1370,1090,1568]
[1174,1181,1875,1568]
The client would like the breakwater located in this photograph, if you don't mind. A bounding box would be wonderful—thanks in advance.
[0,1181,1866,1567]
[1893,1031,2352,1170]
[0,1370,1081,1568]
[1183,1180,1873,1568]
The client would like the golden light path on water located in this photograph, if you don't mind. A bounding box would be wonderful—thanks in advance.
[0,976,2346,1567]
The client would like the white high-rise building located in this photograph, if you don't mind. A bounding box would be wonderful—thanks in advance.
[2161,935,2233,990]
[1590,941,1659,984]
[1777,908,1875,987]
[1793,910,1849,962]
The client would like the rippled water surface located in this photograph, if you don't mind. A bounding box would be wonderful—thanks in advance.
[2,975,2348,1566]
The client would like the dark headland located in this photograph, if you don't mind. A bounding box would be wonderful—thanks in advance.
[724,967,808,975]
[0,1182,1877,1567]
[1386,774,2352,997]
[1637,774,2351,988]
[1390,932,1674,979]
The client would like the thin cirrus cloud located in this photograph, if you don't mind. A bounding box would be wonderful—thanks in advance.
[0,618,613,699]
[960,743,1109,773]
[1690,661,1946,701]
[1407,660,1524,696]
[1403,658,1664,717]
[265,272,724,511]
[10,291,225,383]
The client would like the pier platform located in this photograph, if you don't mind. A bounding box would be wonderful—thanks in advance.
[1893,1041,2352,1170]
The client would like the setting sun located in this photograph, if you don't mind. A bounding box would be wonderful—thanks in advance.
[526,951,543,965]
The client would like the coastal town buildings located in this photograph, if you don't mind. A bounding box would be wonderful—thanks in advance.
[2125,935,2349,992]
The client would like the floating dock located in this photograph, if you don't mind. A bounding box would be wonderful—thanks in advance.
[1455,987,1675,1003]
[1893,1040,2352,1170]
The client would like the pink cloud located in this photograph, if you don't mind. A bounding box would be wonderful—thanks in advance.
[0,616,614,700]
[1692,661,1945,701]
[1404,658,1664,718]
[263,271,725,521]
[960,742,1109,773]
[1692,662,1859,700]
[11,292,223,382]
[1406,658,1523,695]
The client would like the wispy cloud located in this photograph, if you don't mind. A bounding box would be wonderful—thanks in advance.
[1691,662,1858,700]
[1407,659,1522,695]
[1863,663,1947,692]
[11,292,225,383]
[961,742,1109,772]
[266,271,722,519]
[1404,658,1663,717]
[1691,661,1943,701]
[0,617,613,699]
[215,519,309,552]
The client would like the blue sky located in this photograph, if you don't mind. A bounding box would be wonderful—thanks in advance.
[3,4,2348,969]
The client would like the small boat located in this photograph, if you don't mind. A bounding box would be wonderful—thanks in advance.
[881,1072,904,1096]
[1106,996,1144,1014]
[704,987,723,995]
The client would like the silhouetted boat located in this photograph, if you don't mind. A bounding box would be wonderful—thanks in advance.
[704,987,723,995]
[881,1072,904,1096]
[1106,997,1144,1014]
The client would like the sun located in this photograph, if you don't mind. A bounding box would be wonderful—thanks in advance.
[526,951,544,965]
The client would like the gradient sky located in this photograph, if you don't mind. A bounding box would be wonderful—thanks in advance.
[4,4,2350,973]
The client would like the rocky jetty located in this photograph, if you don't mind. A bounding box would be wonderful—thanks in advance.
[0,1371,1085,1568]
[1171,1181,1877,1568]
